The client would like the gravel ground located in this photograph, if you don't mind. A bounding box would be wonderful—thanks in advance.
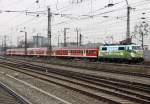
[31,62,150,85]
[8,56,150,74]
[0,66,106,104]
[31,57,150,74]
[0,85,22,104]
[8,57,149,84]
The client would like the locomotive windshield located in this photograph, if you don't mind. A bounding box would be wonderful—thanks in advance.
[132,46,142,50]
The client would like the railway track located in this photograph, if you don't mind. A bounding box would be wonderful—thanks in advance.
[0,81,31,104]
[5,56,150,78]
[0,59,150,104]
[7,55,150,67]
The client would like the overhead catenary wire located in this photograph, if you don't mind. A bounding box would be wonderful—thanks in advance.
[0,0,150,46]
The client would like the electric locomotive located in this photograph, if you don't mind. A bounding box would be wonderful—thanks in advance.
[98,44,143,62]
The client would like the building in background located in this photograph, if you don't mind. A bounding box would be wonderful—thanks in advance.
[32,36,48,47]
[17,36,49,48]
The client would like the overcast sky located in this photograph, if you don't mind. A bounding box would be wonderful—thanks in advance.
[0,0,150,48]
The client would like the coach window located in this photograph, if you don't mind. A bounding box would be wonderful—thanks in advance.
[76,50,78,53]
[89,50,91,54]
[102,47,107,51]
[65,50,68,54]
[93,50,96,54]
[86,50,89,54]
[89,50,92,54]
[91,50,96,54]
[63,50,67,54]
[80,50,83,54]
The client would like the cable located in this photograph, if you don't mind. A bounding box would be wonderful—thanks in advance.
[1,0,150,42]
[59,0,150,20]
[0,0,40,25]
[94,1,124,12]
[0,0,26,8]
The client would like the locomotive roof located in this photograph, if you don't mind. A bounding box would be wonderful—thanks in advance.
[100,44,141,47]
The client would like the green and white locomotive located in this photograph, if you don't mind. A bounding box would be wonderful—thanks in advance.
[98,44,144,62]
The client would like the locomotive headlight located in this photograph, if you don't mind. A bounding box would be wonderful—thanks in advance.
[140,52,144,57]
[131,52,135,57]
[120,52,123,55]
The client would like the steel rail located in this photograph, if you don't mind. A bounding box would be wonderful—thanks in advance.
[0,60,149,103]
[0,82,32,104]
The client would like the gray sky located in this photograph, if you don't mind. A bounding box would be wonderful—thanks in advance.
[0,0,150,48]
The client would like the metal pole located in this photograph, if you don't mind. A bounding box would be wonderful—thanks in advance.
[142,32,144,50]
[76,28,79,46]
[58,35,60,47]
[17,37,19,47]
[79,34,82,46]
[127,6,130,40]
[64,28,69,47]
[47,6,52,54]
[125,0,131,43]
[25,32,27,55]
[64,28,66,47]
[37,33,39,48]
[4,35,6,55]
[1,37,3,53]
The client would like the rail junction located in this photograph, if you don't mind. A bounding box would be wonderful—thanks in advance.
[0,57,150,104]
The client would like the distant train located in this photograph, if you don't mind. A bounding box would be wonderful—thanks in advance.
[6,44,144,62]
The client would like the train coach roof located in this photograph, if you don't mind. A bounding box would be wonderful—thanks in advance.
[7,48,24,51]
[53,47,98,50]
[27,48,47,50]
[7,47,47,51]
[53,45,100,49]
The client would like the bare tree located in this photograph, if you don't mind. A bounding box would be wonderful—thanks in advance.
[134,21,150,50]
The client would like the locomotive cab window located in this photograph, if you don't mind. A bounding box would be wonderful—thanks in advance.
[132,46,142,50]
[102,47,107,51]
[118,47,125,50]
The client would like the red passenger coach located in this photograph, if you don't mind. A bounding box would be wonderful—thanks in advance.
[6,47,99,60]
[6,48,47,56]
[27,48,47,56]
[53,47,98,59]
[6,48,25,56]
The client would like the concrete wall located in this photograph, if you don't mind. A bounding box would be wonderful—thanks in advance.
[144,50,150,62]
